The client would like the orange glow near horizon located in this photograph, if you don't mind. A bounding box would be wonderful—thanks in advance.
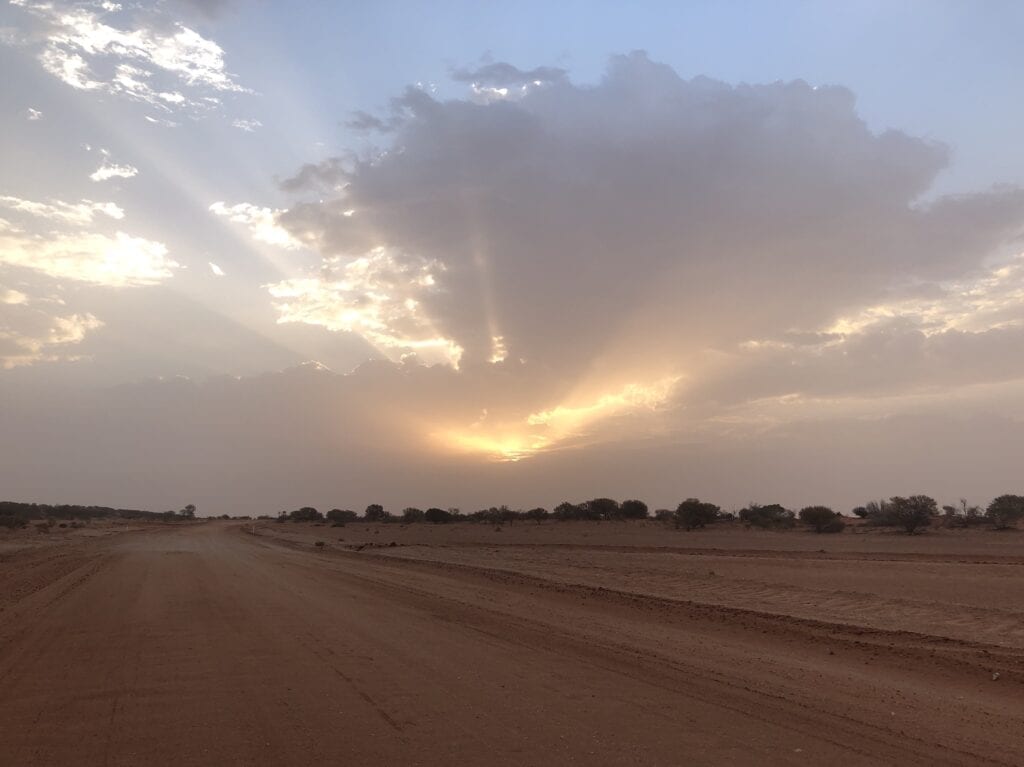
[433,376,680,461]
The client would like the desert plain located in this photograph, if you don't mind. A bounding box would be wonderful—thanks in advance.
[1,518,1022,766]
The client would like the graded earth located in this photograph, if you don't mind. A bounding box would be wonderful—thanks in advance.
[1,520,1022,765]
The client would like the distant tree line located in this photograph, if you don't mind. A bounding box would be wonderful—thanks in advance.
[267,494,1024,535]
[0,501,199,529]
[5,494,1024,535]
[850,495,1024,534]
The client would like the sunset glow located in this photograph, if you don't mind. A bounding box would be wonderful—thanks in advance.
[1,0,1023,516]
[436,377,681,461]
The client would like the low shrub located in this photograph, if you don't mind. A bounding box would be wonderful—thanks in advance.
[739,503,795,529]
[799,505,841,533]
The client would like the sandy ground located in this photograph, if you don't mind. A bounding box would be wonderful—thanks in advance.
[1,520,1022,765]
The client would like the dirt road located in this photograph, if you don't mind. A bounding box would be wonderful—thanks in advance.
[1,522,1021,765]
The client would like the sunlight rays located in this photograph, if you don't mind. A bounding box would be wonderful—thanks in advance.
[35,73,346,368]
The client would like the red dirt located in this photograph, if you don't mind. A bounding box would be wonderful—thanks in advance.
[1,520,1021,765]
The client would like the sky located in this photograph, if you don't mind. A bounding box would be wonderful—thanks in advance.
[2,0,1024,516]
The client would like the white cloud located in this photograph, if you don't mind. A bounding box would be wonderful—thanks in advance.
[12,0,247,113]
[0,194,177,287]
[90,162,138,181]
[208,261,225,276]
[0,302,103,369]
[0,195,123,224]
[266,247,463,367]
[209,201,303,249]
[488,334,507,364]
[1,289,29,305]
[824,253,1024,337]
[88,148,138,182]
[231,118,262,132]
[143,114,180,127]
[0,226,178,287]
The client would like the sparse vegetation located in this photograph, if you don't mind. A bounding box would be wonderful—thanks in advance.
[941,499,984,528]
[821,516,846,533]
[861,499,897,527]
[402,507,425,523]
[524,507,549,524]
[0,500,198,525]
[986,495,1024,530]
[424,507,453,524]
[553,501,584,520]
[620,499,649,520]
[0,511,27,529]
[586,498,621,520]
[3,491,1021,538]
[674,498,720,530]
[282,507,324,523]
[799,505,843,533]
[364,504,390,523]
[327,509,358,525]
[739,503,795,530]
[889,495,937,534]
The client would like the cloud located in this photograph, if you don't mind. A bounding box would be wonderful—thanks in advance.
[11,0,246,113]
[4,51,1024,513]
[2,360,1020,515]
[0,186,179,371]
[90,162,138,181]
[0,226,178,287]
[88,149,139,182]
[824,253,1024,336]
[0,195,177,287]
[273,52,1024,457]
[1,288,29,305]
[669,251,1024,410]
[208,261,225,276]
[266,247,463,367]
[279,156,350,192]
[167,0,235,20]
[231,118,261,132]
[450,62,568,88]
[0,297,102,369]
[345,111,400,133]
[686,320,1024,417]
[451,61,568,103]
[0,195,124,224]
[281,54,1024,370]
[143,114,180,127]
[209,201,303,249]
[436,376,679,461]
[0,285,331,386]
